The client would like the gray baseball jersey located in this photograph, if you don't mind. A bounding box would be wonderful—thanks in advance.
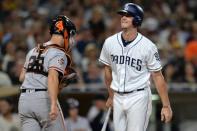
[21,47,67,90]
[18,45,67,131]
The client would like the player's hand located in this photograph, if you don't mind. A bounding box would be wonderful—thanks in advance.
[161,106,173,123]
[106,97,113,108]
[49,104,58,121]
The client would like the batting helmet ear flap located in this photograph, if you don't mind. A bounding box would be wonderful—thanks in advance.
[132,15,142,27]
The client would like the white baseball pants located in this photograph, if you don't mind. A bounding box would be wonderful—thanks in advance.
[113,88,152,131]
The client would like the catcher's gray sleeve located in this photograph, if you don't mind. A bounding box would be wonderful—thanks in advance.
[47,50,67,75]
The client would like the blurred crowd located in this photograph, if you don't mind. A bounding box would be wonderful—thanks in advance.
[0,0,197,88]
[0,0,197,131]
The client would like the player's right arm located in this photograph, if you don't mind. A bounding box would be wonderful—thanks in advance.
[47,50,67,120]
[48,69,59,121]
[104,65,113,108]
[146,42,172,123]
[99,39,113,107]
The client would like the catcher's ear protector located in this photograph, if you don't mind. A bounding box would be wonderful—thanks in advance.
[50,15,76,51]
[117,3,144,27]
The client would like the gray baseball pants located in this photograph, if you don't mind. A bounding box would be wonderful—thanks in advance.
[18,91,66,131]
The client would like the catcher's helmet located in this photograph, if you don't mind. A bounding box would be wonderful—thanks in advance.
[117,3,144,27]
[50,15,76,51]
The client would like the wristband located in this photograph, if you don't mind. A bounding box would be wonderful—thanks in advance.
[163,105,170,108]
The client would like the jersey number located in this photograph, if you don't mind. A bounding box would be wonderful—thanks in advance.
[27,56,44,71]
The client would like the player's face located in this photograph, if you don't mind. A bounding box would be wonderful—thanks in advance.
[120,14,133,29]
[69,108,78,118]
[64,29,76,52]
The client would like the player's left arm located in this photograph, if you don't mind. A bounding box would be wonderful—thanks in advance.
[19,49,33,82]
[19,68,26,82]
[48,69,60,120]
[151,70,173,123]
[47,52,67,120]
[104,65,114,106]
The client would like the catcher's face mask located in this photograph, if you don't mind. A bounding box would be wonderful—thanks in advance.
[50,15,76,51]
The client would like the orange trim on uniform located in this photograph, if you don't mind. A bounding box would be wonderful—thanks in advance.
[49,66,64,74]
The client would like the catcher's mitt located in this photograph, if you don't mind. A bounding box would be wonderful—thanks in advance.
[59,67,77,89]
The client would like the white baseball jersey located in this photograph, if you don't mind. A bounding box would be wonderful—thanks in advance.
[99,32,162,92]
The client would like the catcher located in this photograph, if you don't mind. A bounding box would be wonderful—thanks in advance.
[18,15,77,131]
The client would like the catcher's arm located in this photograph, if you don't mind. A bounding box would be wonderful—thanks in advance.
[20,48,32,82]
[48,69,60,120]
[19,68,26,82]
[48,69,59,104]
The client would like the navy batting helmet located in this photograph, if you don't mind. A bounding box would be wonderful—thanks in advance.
[117,3,144,27]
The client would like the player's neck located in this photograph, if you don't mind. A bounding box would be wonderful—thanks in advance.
[49,34,64,47]
[122,28,138,42]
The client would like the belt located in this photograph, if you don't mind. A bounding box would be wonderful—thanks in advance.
[115,87,146,95]
[21,89,47,93]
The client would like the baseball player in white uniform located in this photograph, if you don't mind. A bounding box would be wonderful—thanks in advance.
[18,15,76,131]
[99,3,173,131]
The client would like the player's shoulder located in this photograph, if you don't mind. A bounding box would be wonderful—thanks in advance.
[26,48,36,56]
[28,48,36,53]
[45,48,66,61]
[47,47,65,56]
[42,41,65,55]
[105,32,121,41]
[103,32,121,46]
[141,33,157,48]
